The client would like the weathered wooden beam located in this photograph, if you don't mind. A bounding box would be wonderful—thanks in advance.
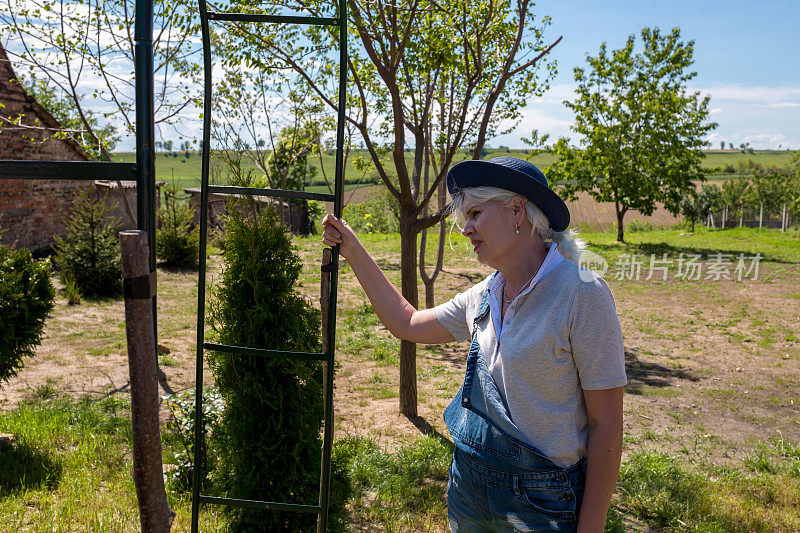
[119,230,174,533]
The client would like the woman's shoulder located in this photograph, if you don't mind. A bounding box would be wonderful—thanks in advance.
[548,260,617,307]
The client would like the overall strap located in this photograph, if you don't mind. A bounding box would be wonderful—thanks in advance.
[471,271,497,336]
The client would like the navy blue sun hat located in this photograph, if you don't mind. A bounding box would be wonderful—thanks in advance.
[446,156,570,232]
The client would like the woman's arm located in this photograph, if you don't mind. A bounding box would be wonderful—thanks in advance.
[322,214,455,344]
[576,386,624,533]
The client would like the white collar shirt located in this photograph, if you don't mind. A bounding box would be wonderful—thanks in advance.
[486,243,564,370]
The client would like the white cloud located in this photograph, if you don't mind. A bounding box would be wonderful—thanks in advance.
[764,102,800,109]
[693,85,800,104]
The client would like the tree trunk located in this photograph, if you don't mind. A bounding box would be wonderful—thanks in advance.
[739,208,743,228]
[421,220,446,309]
[119,231,174,533]
[615,202,625,242]
[399,214,419,417]
[759,204,763,229]
[722,205,727,229]
[419,152,446,309]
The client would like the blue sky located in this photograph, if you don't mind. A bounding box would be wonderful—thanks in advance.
[493,0,800,149]
[98,0,798,151]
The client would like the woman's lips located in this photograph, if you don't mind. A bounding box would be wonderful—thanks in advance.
[472,240,481,253]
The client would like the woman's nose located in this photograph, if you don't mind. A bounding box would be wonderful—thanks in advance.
[461,222,473,236]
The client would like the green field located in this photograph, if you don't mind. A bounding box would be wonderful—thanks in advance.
[113,149,798,193]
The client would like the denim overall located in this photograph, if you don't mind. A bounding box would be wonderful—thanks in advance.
[444,274,587,532]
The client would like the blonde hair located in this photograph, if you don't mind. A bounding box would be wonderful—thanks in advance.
[449,186,585,263]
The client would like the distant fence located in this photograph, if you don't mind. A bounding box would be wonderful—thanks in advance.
[707,203,794,231]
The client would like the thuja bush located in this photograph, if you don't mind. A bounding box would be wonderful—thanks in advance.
[53,190,122,297]
[0,245,55,382]
[208,203,324,532]
[156,189,199,269]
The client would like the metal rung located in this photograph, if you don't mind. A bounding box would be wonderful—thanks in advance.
[204,342,327,361]
[208,185,335,202]
[199,495,322,514]
[207,12,339,26]
[0,160,136,180]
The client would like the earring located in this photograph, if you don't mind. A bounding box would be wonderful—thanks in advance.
[514,223,520,235]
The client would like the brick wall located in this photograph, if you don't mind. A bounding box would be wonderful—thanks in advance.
[0,44,94,253]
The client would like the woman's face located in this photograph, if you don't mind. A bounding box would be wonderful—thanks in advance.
[460,196,519,268]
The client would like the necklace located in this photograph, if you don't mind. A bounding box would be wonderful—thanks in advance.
[502,271,537,309]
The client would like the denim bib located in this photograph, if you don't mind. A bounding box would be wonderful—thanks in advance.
[443,273,587,529]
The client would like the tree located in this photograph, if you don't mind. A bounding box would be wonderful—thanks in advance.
[697,183,722,226]
[678,191,701,232]
[209,202,322,531]
[19,77,120,158]
[1,0,200,224]
[53,189,123,298]
[215,0,560,415]
[721,178,750,227]
[210,67,329,234]
[548,27,716,242]
[748,167,789,224]
[0,245,55,383]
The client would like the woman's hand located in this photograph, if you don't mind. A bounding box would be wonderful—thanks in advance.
[321,214,359,259]
[321,213,453,344]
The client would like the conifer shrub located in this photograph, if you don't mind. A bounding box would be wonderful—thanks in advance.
[156,189,199,269]
[208,203,324,532]
[0,245,55,382]
[53,190,122,298]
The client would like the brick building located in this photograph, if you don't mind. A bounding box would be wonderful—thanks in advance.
[0,43,97,253]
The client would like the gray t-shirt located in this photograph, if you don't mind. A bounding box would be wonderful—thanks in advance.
[434,260,627,467]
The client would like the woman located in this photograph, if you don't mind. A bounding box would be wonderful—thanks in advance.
[322,156,626,532]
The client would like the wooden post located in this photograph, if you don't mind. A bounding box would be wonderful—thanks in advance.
[317,247,333,533]
[781,203,787,232]
[120,230,174,533]
[722,205,727,229]
[759,204,764,229]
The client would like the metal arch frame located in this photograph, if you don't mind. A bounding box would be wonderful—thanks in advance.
[190,2,347,532]
[0,0,157,332]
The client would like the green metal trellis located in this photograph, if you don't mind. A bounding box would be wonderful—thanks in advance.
[190,2,347,532]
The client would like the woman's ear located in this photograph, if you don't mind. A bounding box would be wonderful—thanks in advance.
[512,197,526,220]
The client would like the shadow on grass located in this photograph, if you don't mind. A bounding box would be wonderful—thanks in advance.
[405,415,454,450]
[624,349,699,395]
[420,343,467,368]
[374,258,400,271]
[0,436,63,497]
[442,268,485,284]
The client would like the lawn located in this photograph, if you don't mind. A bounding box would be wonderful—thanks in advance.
[1,224,799,531]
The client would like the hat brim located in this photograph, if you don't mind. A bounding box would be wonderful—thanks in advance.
[446,159,570,232]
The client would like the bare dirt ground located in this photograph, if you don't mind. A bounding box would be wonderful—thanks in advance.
[2,237,798,469]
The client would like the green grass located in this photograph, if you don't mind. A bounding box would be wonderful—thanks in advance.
[580,225,800,268]
[333,434,452,532]
[613,445,800,532]
[0,395,226,531]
